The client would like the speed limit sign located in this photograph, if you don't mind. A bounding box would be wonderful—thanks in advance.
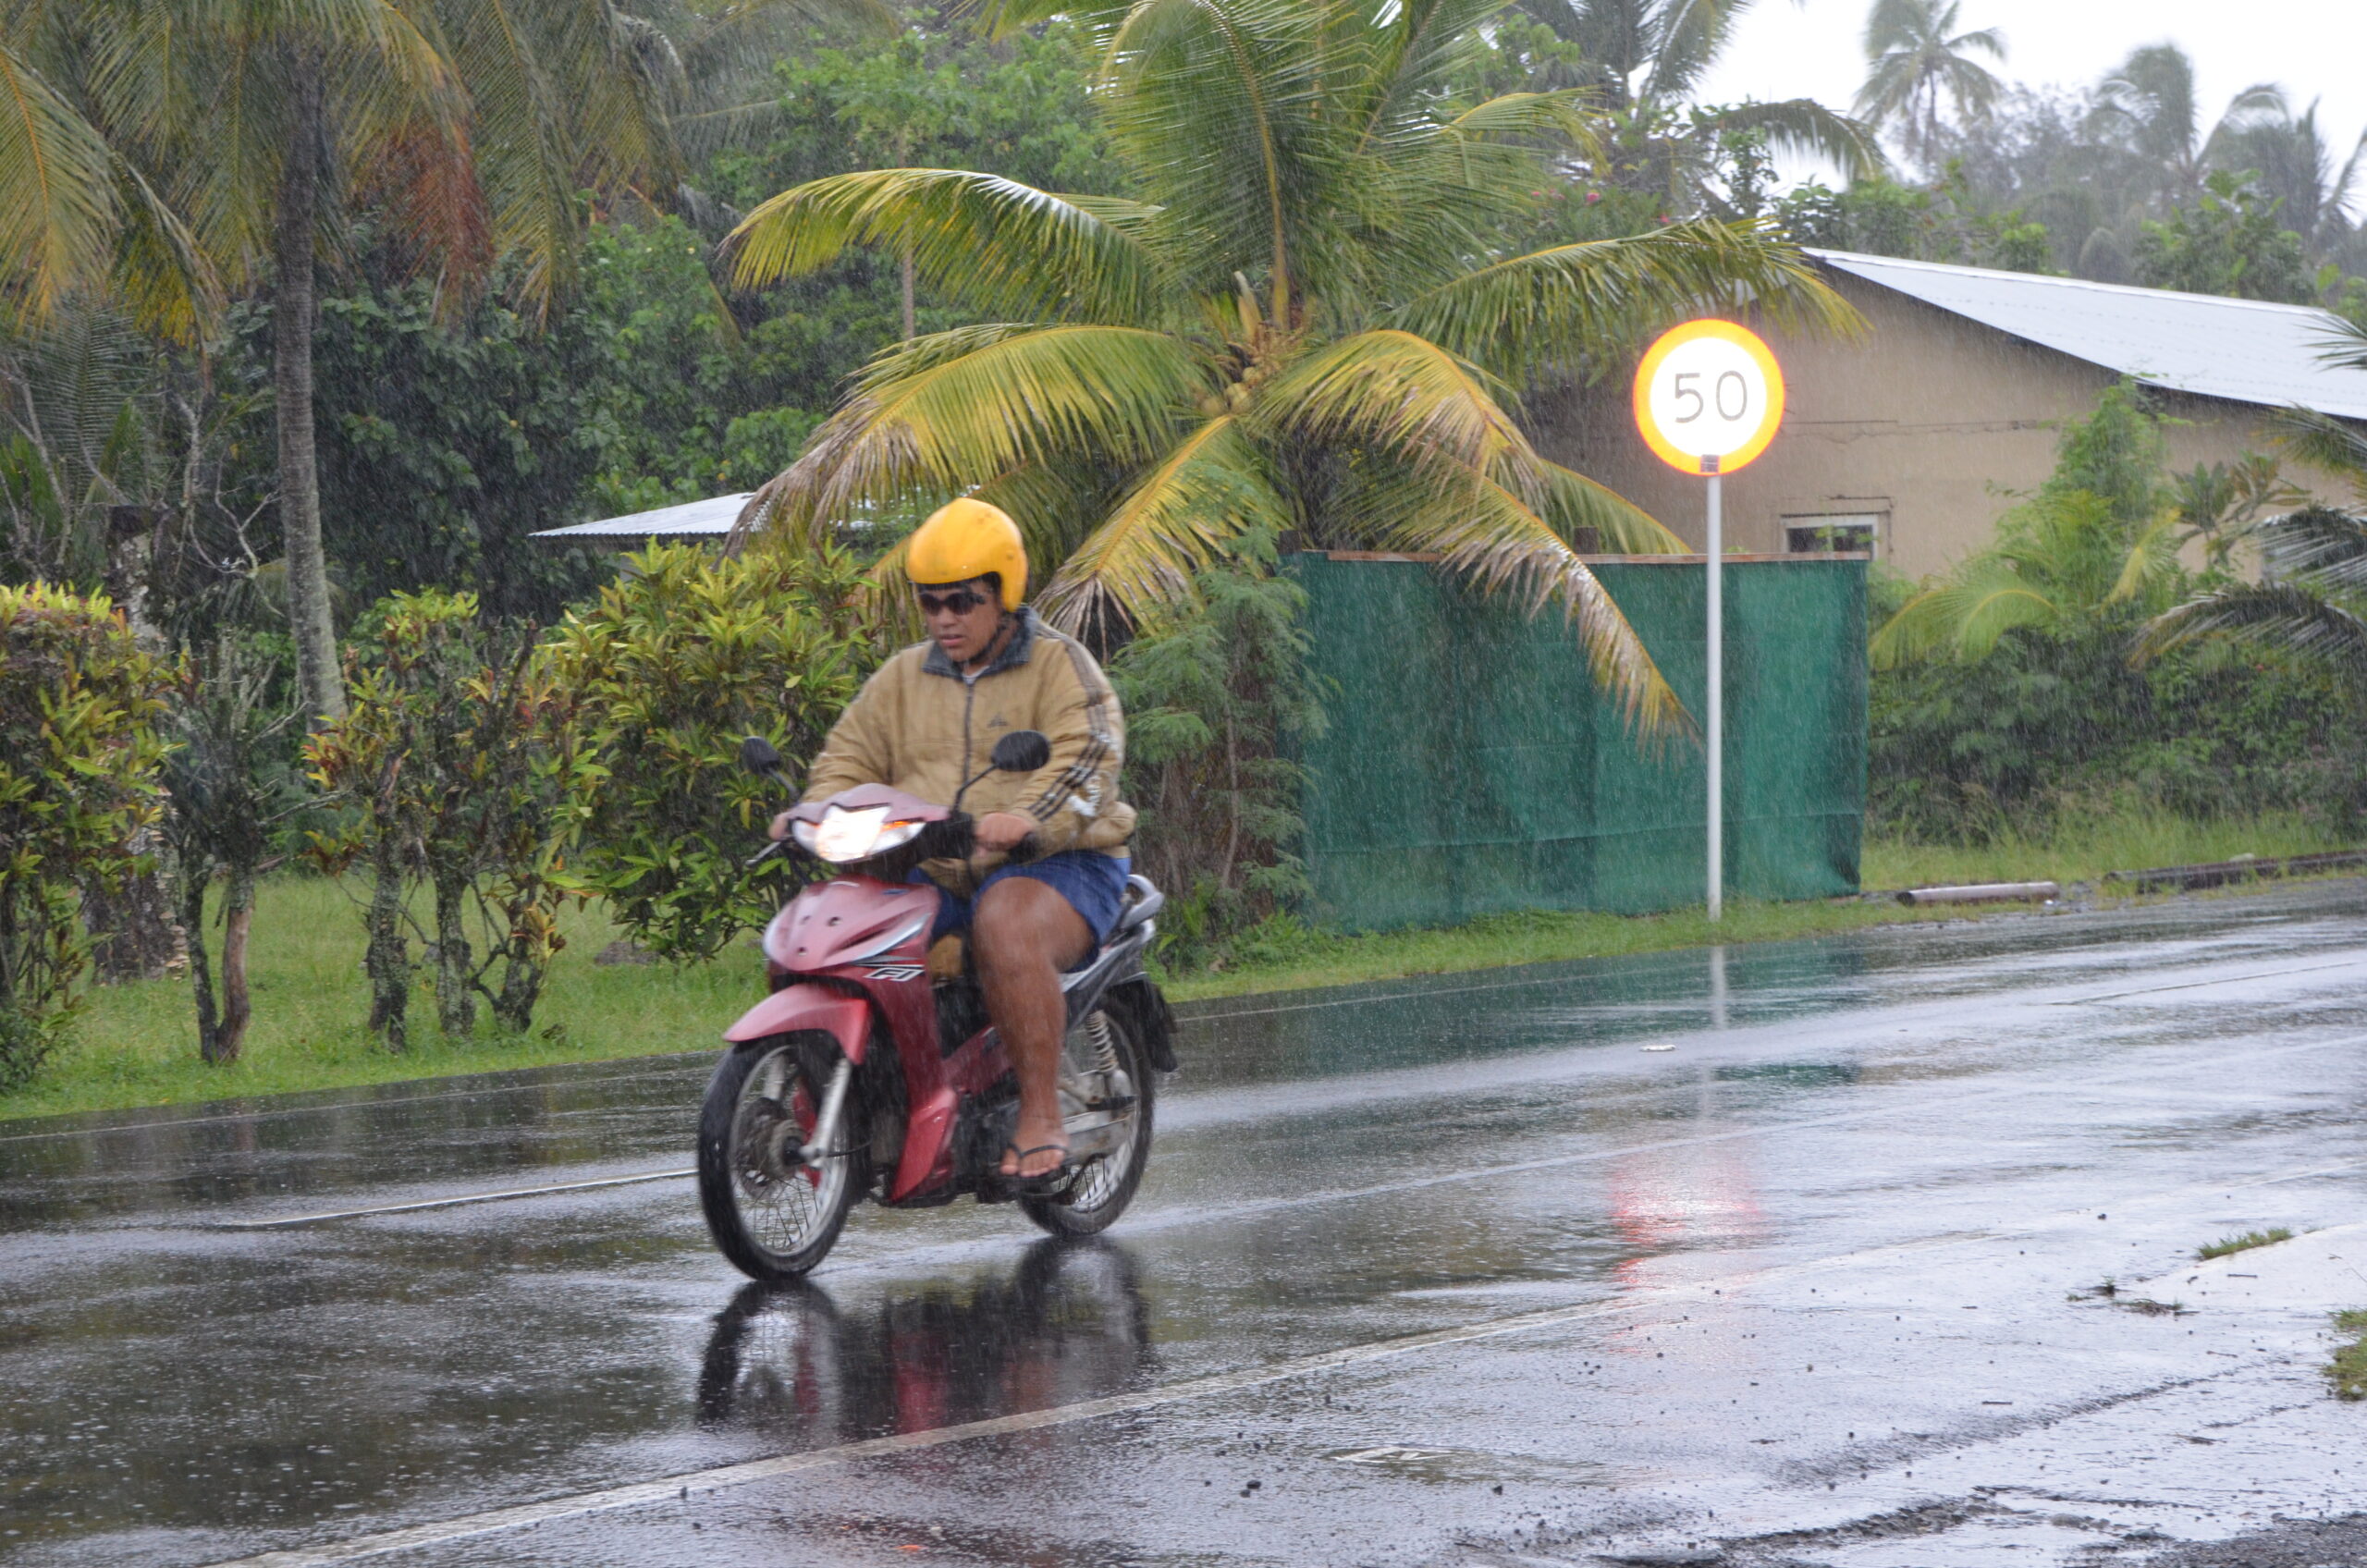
[1628,318,1785,925]
[1632,319,1784,475]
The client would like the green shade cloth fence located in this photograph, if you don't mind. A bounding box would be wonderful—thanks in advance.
[1288,553,1868,932]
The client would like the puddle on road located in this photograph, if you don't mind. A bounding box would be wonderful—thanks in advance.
[1328,1442,1654,1488]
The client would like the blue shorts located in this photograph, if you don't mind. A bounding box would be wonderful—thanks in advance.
[916,851,1134,948]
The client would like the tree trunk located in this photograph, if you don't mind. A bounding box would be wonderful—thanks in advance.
[1221,716,1242,891]
[492,940,545,1034]
[182,865,224,1064]
[430,868,474,1039]
[901,246,916,340]
[218,864,255,1061]
[363,837,409,1050]
[275,55,346,722]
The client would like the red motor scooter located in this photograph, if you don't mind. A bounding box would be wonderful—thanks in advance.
[697,731,1174,1282]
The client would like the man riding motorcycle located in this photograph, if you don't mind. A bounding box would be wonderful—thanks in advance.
[771,498,1136,1186]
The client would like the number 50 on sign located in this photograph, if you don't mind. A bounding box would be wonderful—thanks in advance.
[1632,319,1784,476]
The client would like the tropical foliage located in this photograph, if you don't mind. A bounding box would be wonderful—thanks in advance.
[543,542,880,960]
[159,638,302,1064]
[1853,0,2005,172]
[0,0,690,718]
[729,0,1855,735]
[1517,0,1884,213]
[2138,325,2367,691]
[1775,169,2050,274]
[1870,383,2361,841]
[1107,531,1325,970]
[0,584,168,1087]
[1908,41,2367,288]
[2134,170,2316,304]
[305,591,591,1047]
[1871,383,2174,667]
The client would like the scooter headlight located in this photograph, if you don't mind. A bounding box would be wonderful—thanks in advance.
[806,803,927,863]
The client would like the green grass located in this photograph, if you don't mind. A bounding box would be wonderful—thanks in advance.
[1157,894,1966,1002]
[2,808,2359,1125]
[2198,1227,2296,1260]
[2329,1310,2367,1401]
[0,877,750,1124]
[1860,808,2345,892]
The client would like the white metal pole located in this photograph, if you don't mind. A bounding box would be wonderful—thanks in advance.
[1706,469,1723,923]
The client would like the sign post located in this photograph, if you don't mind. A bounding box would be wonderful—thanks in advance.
[1631,320,1785,922]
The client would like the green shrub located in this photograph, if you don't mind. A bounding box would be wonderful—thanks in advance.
[307,592,581,1047]
[0,584,168,1087]
[1110,536,1326,972]
[543,542,878,961]
[1868,382,2362,843]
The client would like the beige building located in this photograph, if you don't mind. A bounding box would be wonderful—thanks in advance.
[1538,251,2367,579]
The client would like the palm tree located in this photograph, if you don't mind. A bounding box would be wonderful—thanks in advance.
[1853,0,2005,172]
[1518,0,1883,208]
[2209,92,2367,260]
[726,0,1855,733]
[1872,382,2177,667]
[2134,507,2367,685]
[2138,324,2367,680]
[0,43,109,315]
[2090,44,2285,205]
[5,0,679,718]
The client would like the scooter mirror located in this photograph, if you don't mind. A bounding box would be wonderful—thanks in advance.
[739,735,783,776]
[990,729,1051,773]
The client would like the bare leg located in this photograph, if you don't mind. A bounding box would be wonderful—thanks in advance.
[972,877,1095,1179]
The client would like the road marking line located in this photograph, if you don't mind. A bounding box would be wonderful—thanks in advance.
[196,1152,2367,1567]
[2047,958,2367,1006]
[205,1170,698,1229]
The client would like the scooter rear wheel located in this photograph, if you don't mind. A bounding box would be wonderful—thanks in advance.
[1021,1006,1155,1238]
[698,1034,863,1281]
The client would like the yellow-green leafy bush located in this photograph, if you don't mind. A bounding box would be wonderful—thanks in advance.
[0,584,167,1086]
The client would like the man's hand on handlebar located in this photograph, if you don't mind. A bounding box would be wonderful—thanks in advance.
[972,812,1035,851]
[767,806,1032,853]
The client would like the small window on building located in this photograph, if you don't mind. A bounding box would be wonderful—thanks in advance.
[1784,512,1882,556]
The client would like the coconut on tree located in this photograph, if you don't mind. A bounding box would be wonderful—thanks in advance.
[726,0,1855,733]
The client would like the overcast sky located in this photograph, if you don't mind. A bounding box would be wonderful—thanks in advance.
[1693,0,2367,190]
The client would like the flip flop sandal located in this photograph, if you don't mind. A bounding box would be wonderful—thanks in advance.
[1000,1142,1073,1194]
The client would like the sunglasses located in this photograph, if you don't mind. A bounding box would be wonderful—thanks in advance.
[916,588,991,616]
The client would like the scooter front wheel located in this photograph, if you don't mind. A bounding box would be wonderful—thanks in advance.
[698,1034,863,1281]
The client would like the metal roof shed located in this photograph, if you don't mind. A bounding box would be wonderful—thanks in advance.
[530,492,749,544]
[1807,250,2367,423]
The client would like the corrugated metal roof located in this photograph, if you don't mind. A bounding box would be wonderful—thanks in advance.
[531,491,750,539]
[1808,249,2367,422]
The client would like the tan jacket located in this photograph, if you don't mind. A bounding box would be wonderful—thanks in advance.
[803,608,1135,891]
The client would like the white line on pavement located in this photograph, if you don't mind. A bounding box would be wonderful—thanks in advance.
[2046,958,2367,1006]
[205,1169,699,1229]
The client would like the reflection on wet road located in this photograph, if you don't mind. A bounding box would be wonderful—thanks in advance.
[7,883,2367,1565]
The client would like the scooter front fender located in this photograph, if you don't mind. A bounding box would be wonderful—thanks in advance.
[722,984,869,1062]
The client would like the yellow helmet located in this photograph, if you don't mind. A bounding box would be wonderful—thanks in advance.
[904,498,1027,611]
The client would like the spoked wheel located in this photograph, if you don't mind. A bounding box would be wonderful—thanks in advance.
[1022,1006,1155,1238]
[698,1034,863,1281]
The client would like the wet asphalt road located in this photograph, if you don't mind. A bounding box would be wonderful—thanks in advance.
[8,884,2367,1567]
